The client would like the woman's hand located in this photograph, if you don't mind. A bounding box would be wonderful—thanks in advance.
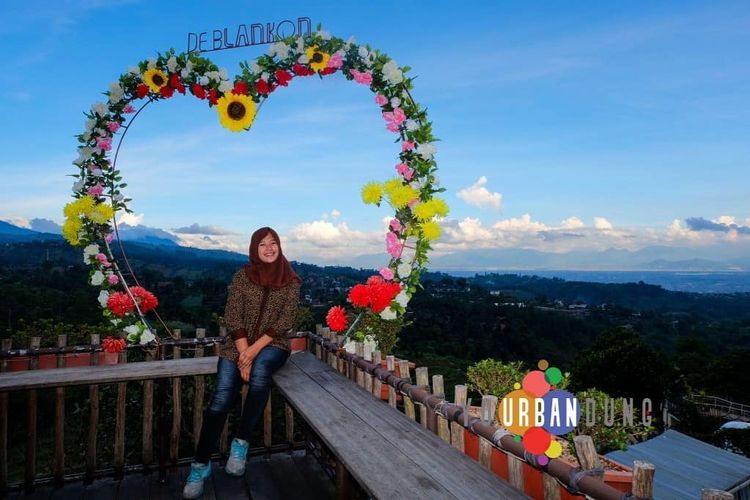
[238,345,257,371]
[240,363,252,382]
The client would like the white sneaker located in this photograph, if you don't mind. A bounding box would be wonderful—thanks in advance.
[183,461,211,499]
[225,438,249,476]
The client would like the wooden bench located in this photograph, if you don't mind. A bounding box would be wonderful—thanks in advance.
[273,350,527,500]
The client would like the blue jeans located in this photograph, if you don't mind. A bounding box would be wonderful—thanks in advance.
[195,346,290,463]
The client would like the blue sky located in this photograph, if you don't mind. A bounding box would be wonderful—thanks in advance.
[1,1,749,264]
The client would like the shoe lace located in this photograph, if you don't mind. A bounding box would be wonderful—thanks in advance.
[188,465,207,482]
[230,441,247,460]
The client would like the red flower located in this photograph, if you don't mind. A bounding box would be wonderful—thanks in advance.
[136,84,149,98]
[160,86,174,98]
[107,292,135,317]
[169,73,181,88]
[348,284,370,308]
[131,286,158,313]
[368,279,401,313]
[207,88,218,105]
[232,81,249,95]
[292,64,314,76]
[256,79,271,95]
[102,336,126,353]
[367,275,384,287]
[274,70,292,86]
[191,83,206,99]
[320,67,336,75]
[326,306,348,333]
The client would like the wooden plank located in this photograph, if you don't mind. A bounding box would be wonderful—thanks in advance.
[508,455,524,491]
[114,351,127,477]
[53,335,67,486]
[0,338,11,495]
[371,351,382,399]
[143,377,154,466]
[0,356,219,392]
[85,334,100,483]
[479,396,498,470]
[386,355,397,408]
[170,330,182,463]
[543,473,561,500]
[433,375,451,443]
[245,455,285,500]
[400,360,416,421]
[25,336,40,493]
[285,403,295,445]
[451,385,466,453]
[284,352,526,499]
[273,356,454,499]
[290,449,336,500]
[193,328,206,451]
[266,451,322,500]
[632,460,655,499]
[416,366,429,429]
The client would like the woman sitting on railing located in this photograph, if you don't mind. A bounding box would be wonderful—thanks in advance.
[184,227,301,499]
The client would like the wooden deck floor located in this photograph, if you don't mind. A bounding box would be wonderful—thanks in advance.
[7,450,336,500]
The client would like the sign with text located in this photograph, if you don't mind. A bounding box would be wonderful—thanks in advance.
[187,17,312,53]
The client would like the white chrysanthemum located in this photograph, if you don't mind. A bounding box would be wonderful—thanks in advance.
[219,68,228,80]
[90,168,103,178]
[205,71,219,82]
[98,290,110,307]
[298,54,309,64]
[397,262,411,279]
[268,41,289,59]
[390,97,401,108]
[128,66,140,75]
[75,147,94,165]
[92,102,109,117]
[218,80,232,93]
[198,75,209,86]
[83,244,99,261]
[90,271,105,286]
[416,143,437,160]
[395,290,410,308]
[380,307,398,320]
[72,179,85,192]
[405,119,419,131]
[318,30,331,40]
[180,68,190,79]
[147,58,157,70]
[108,82,124,103]
[84,118,96,132]
[358,46,369,59]
[166,56,178,73]
[140,329,155,345]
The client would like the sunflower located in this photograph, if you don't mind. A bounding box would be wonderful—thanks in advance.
[216,93,257,132]
[143,68,168,94]
[305,46,330,72]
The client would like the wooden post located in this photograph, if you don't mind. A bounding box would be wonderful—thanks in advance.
[53,334,67,486]
[25,336,40,493]
[415,367,429,429]
[573,435,602,471]
[114,349,128,478]
[336,335,345,375]
[263,393,272,449]
[479,396,498,469]
[0,338,11,496]
[386,356,397,408]
[219,327,228,455]
[399,360,416,421]
[372,351,382,399]
[85,334,100,483]
[285,403,295,445]
[508,454,524,491]
[632,460,655,499]
[192,328,206,451]
[451,385,466,452]
[335,459,351,500]
[170,329,182,463]
[543,473,562,500]
[701,489,733,500]
[355,342,365,388]
[363,343,373,393]
[433,375,450,443]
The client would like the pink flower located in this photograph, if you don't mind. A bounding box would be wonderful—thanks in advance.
[87,184,104,196]
[105,233,114,243]
[96,253,111,268]
[379,267,395,280]
[389,218,403,233]
[375,94,388,106]
[123,104,135,113]
[96,137,112,151]
[327,53,343,69]
[386,232,401,258]
[392,107,406,124]
[403,168,414,181]
[401,141,415,151]
[395,163,414,180]
[350,69,373,85]
[408,198,419,209]
[107,274,120,285]
[383,107,407,132]
[386,122,400,132]
[107,121,120,133]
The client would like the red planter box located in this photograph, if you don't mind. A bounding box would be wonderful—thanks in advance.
[7,352,120,371]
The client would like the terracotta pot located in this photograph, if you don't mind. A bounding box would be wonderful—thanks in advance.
[7,352,120,372]
[289,337,307,352]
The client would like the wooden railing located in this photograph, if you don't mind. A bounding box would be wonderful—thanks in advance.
[0,329,307,496]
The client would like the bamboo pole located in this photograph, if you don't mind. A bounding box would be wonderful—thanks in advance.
[85,334,100,483]
[53,334,67,486]
[363,343,373,393]
[285,403,295,445]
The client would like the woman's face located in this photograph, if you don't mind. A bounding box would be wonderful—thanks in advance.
[257,232,279,263]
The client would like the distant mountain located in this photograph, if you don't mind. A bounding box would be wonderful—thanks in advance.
[0,221,36,236]
[0,221,60,242]
[114,223,180,246]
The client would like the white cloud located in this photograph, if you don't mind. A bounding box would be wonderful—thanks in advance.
[717,215,736,225]
[1,216,30,228]
[117,212,144,226]
[560,216,585,229]
[593,217,613,230]
[493,214,548,232]
[457,176,502,210]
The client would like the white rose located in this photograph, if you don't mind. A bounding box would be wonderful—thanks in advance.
[416,143,437,160]
[83,244,99,260]
[205,71,219,82]
[395,290,410,308]
[405,119,419,131]
[260,72,269,81]
[75,147,94,165]
[358,46,369,59]
[318,30,331,40]
[380,307,398,320]
[108,82,124,103]
[147,58,157,70]
[268,41,289,58]
[128,66,140,75]
[219,68,228,80]
[251,62,261,73]
[390,97,401,108]
[185,60,194,73]
[198,75,209,86]
[84,118,96,132]
[72,179,85,193]
[218,80,232,93]
[90,271,105,286]
[298,54,309,64]
[180,68,190,79]
[166,56,178,73]
[123,324,139,336]
[92,102,109,117]
[139,329,155,345]
[295,37,305,53]
[90,168,103,178]
[397,262,411,279]
[98,290,109,307]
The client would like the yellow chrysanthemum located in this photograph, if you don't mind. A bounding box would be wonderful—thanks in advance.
[383,178,403,196]
[414,198,450,221]
[143,68,168,94]
[87,203,114,224]
[305,46,330,72]
[361,182,383,205]
[421,220,441,241]
[431,198,449,217]
[64,196,95,218]
[216,93,257,132]
[62,218,82,245]
[388,185,419,209]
